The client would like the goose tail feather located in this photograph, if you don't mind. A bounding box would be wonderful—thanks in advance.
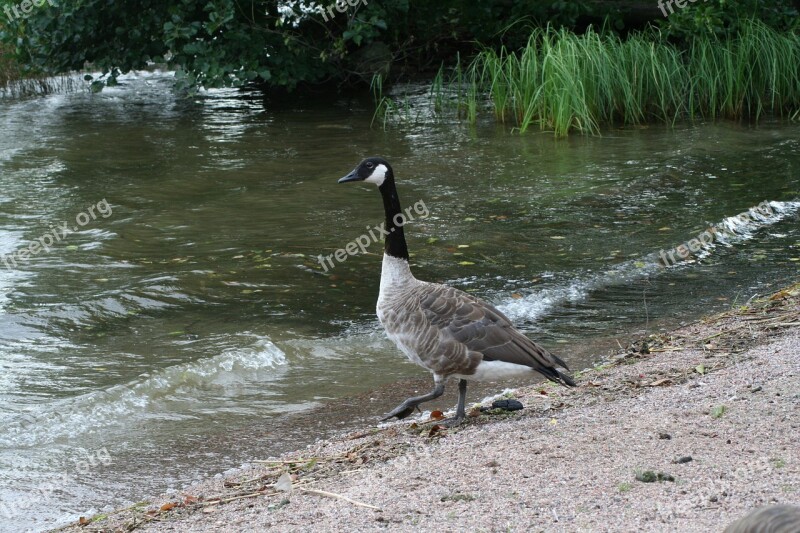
[537,364,577,387]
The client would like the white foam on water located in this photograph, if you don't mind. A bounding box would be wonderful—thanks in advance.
[0,335,287,448]
[497,199,800,323]
[497,278,592,323]
[0,227,33,313]
[705,200,800,251]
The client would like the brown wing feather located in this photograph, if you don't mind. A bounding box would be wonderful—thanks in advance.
[419,283,575,386]
[724,505,800,533]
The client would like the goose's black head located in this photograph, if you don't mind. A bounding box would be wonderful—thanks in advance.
[338,157,394,188]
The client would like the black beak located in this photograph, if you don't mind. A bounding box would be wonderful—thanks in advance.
[338,168,363,184]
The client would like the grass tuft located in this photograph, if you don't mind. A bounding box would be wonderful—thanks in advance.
[376,20,800,137]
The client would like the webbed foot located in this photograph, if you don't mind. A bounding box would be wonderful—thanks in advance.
[381,402,417,421]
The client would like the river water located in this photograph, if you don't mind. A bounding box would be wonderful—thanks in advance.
[0,71,798,531]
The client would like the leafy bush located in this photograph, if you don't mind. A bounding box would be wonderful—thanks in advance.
[0,0,604,92]
[660,0,799,39]
[2,0,796,95]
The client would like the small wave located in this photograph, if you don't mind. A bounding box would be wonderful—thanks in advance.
[497,279,593,323]
[663,200,800,265]
[0,228,33,312]
[284,331,393,361]
[0,335,287,448]
[708,200,800,248]
[497,199,800,322]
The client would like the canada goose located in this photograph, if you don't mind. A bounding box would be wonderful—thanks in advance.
[338,157,575,425]
[724,505,800,533]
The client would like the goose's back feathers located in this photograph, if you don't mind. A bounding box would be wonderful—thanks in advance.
[377,255,574,386]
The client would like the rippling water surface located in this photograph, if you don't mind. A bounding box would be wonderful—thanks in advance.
[0,71,798,531]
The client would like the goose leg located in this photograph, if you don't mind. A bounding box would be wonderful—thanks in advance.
[382,378,445,421]
[440,379,468,427]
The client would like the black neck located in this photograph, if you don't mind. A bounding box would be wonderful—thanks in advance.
[379,179,410,261]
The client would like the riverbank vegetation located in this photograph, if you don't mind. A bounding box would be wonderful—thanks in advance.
[0,22,81,96]
[0,38,22,89]
[2,0,799,133]
[376,19,800,136]
[0,0,609,92]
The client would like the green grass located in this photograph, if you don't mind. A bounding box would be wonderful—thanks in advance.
[374,20,800,137]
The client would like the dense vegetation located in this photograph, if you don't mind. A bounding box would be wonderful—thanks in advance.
[0,42,17,86]
[0,0,796,90]
[388,20,799,137]
[0,0,617,91]
[1,0,798,133]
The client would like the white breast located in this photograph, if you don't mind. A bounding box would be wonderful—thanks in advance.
[378,253,414,297]
[376,254,427,368]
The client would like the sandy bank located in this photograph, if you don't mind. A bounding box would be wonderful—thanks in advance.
[55,285,800,532]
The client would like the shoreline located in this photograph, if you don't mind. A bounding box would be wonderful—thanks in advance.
[55,283,800,532]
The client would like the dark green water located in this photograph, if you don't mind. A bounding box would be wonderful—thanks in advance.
[0,72,798,531]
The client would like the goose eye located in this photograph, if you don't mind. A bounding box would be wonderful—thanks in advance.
[366,162,374,168]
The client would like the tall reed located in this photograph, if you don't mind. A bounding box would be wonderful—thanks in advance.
[376,20,800,136]
[478,20,800,136]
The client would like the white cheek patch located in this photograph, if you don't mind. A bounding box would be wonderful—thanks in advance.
[364,164,388,186]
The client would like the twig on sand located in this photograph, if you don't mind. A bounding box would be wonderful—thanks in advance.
[297,487,382,511]
[700,330,729,341]
[213,490,280,505]
[253,458,316,464]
